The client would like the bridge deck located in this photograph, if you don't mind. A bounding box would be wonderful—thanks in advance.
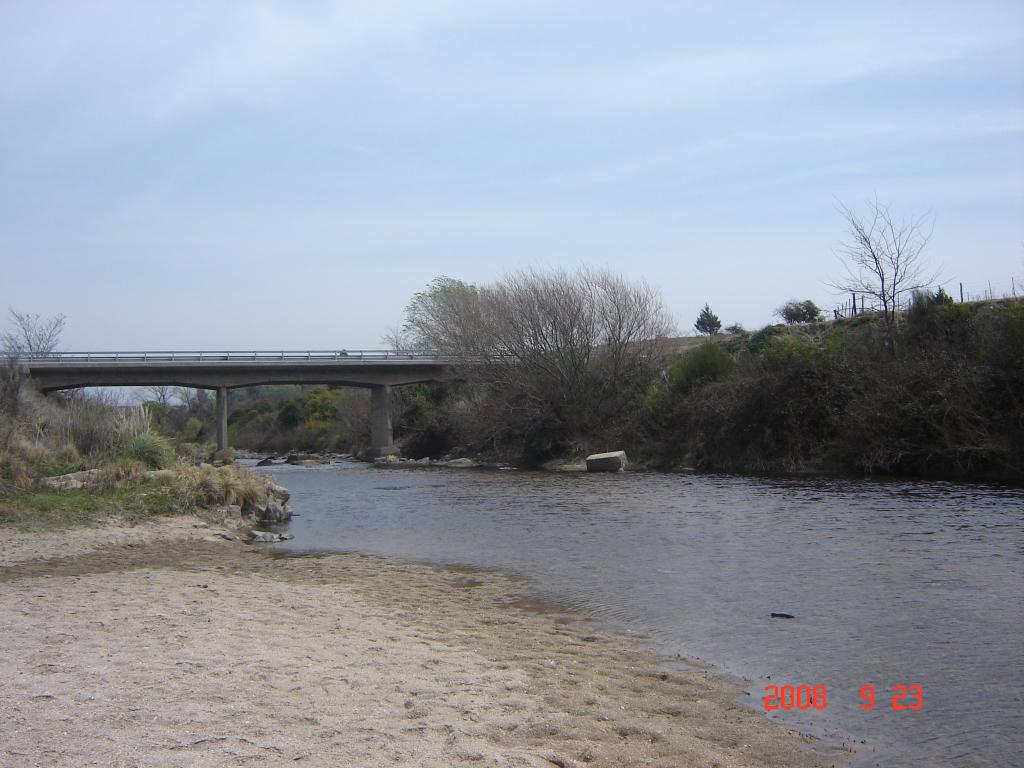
[8,351,461,391]
[8,350,444,363]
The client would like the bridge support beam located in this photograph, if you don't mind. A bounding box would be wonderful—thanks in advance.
[216,386,229,451]
[370,384,393,452]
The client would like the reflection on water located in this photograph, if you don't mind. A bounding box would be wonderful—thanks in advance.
[261,461,1024,767]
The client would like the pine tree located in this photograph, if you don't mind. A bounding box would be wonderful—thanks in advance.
[694,304,721,336]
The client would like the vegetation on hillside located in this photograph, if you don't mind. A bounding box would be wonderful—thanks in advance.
[392,267,674,463]
[0,313,287,529]
[6,193,1020,483]
[644,295,1023,477]
[382,271,1024,479]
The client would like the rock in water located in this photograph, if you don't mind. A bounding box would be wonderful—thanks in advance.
[286,453,322,465]
[585,451,628,472]
[770,612,795,619]
[249,530,283,543]
[268,484,290,502]
[257,499,292,524]
[256,457,275,467]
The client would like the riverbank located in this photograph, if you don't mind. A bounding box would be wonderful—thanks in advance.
[0,518,850,767]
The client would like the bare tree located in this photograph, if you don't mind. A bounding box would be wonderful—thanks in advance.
[831,198,937,354]
[401,267,675,451]
[1,310,66,448]
[145,385,176,407]
[380,326,415,352]
[2,310,66,358]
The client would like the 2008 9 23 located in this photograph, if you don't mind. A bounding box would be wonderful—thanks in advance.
[763,684,923,712]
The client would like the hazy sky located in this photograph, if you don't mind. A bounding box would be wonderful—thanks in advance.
[2,1,1022,349]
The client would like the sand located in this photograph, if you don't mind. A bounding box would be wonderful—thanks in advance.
[0,518,851,767]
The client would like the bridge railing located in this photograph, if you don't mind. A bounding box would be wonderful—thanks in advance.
[4,350,447,363]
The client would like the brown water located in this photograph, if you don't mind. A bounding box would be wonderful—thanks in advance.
[259,462,1024,767]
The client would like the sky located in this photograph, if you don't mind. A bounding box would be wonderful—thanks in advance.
[2,0,1023,350]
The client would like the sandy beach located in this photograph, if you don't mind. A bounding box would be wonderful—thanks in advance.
[0,518,850,768]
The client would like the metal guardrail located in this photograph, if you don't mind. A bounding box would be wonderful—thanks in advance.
[3,350,447,363]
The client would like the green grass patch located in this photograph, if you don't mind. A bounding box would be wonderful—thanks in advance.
[0,482,179,531]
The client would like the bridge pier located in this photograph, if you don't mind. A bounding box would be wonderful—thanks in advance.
[216,386,229,451]
[370,384,393,452]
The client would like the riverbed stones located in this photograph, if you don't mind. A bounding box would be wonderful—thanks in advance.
[439,457,479,468]
[248,530,293,543]
[259,500,289,524]
[585,451,629,472]
[286,453,323,465]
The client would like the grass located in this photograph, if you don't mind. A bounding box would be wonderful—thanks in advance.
[0,482,178,531]
[0,461,279,532]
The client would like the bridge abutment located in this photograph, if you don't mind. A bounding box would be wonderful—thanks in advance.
[370,384,393,452]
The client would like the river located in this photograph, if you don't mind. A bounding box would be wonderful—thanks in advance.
[256,461,1024,767]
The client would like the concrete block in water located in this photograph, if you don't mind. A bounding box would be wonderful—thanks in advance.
[585,451,628,472]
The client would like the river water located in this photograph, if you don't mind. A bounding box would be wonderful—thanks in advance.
[258,461,1024,767]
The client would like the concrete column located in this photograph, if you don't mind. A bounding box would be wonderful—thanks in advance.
[216,386,229,450]
[370,384,393,451]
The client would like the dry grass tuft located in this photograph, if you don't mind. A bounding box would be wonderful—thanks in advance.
[164,463,274,512]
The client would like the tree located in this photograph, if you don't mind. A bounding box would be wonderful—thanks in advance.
[399,267,675,456]
[401,276,486,353]
[831,198,937,354]
[145,385,176,407]
[776,299,821,324]
[2,309,66,357]
[1,310,66,448]
[694,304,721,336]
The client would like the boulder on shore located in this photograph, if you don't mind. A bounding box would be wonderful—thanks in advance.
[585,451,629,473]
[438,457,479,468]
[40,469,101,490]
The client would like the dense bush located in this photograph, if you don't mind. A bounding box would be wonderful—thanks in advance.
[643,298,1024,479]
[776,299,822,324]
[396,268,674,462]
[117,430,174,470]
[667,343,735,394]
[226,386,369,453]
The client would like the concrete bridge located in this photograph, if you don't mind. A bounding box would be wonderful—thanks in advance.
[11,350,462,451]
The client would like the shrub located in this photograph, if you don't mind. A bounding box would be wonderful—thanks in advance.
[96,458,149,490]
[118,431,173,470]
[0,451,33,487]
[668,343,735,395]
[747,325,778,354]
[776,300,821,324]
[759,335,818,370]
[182,417,204,443]
[167,464,271,511]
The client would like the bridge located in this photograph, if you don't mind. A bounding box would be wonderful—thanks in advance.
[8,351,462,452]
